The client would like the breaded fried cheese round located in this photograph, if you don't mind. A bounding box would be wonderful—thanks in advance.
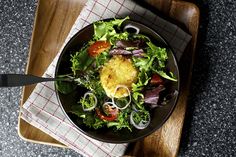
[100,55,138,98]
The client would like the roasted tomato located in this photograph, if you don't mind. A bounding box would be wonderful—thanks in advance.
[95,108,117,121]
[150,73,163,85]
[88,41,111,57]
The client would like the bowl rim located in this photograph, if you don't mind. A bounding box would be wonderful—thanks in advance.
[54,18,180,143]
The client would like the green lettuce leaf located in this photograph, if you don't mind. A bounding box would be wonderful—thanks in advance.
[154,70,177,81]
[55,81,76,94]
[108,32,129,45]
[74,76,105,97]
[132,110,150,125]
[146,42,168,68]
[93,17,129,42]
[107,108,132,131]
[70,104,105,129]
[131,70,150,109]
[55,74,77,94]
[79,93,96,110]
[132,70,150,92]
[94,51,110,69]
[70,45,94,75]
[132,41,177,81]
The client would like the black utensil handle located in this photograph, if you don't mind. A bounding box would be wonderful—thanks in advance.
[0,74,54,87]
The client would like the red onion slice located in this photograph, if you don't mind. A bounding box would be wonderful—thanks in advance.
[82,92,97,111]
[111,85,131,110]
[102,102,119,116]
[130,111,150,129]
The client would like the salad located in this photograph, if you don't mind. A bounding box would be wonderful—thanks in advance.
[56,17,177,132]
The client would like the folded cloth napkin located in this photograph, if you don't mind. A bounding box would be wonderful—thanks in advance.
[21,0,191,156]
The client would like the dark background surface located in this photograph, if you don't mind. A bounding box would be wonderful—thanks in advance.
[0,0,235,156]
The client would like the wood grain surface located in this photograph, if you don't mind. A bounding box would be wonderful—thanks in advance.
[125,1,199,156]
[19,0,86,147]
[18,0,200,156]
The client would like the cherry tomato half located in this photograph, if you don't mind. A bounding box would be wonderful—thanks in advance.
[88,41,111,57]
[150,73,163,85]
[95,108,117,121]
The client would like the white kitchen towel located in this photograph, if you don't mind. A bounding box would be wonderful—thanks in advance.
[21,0,192,157]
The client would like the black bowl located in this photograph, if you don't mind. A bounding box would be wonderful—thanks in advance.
[54,19,180,143]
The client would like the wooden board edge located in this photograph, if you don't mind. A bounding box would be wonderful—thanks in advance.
[173,2,200,156]
[17,0,65,147]
[125,1,200,156]
[17,114,67,148]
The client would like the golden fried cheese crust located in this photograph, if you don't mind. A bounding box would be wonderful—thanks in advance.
[100,55,138,98]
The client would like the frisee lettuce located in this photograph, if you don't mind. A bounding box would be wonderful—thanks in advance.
[132,110,150,125]
[70,105,105,129]
[60,17,178,132]
[132,41,177,81]
[79,93,96,110]
[93,17,129,43]
[70,45,94,75]
[131,70,150,109]
[74,76,105,98]
[107,108,132,131]
[94,51,110,70]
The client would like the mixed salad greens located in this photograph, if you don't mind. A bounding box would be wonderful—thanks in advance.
[56,17,177,132]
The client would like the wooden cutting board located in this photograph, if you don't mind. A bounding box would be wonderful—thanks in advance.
[18,0,200,156]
